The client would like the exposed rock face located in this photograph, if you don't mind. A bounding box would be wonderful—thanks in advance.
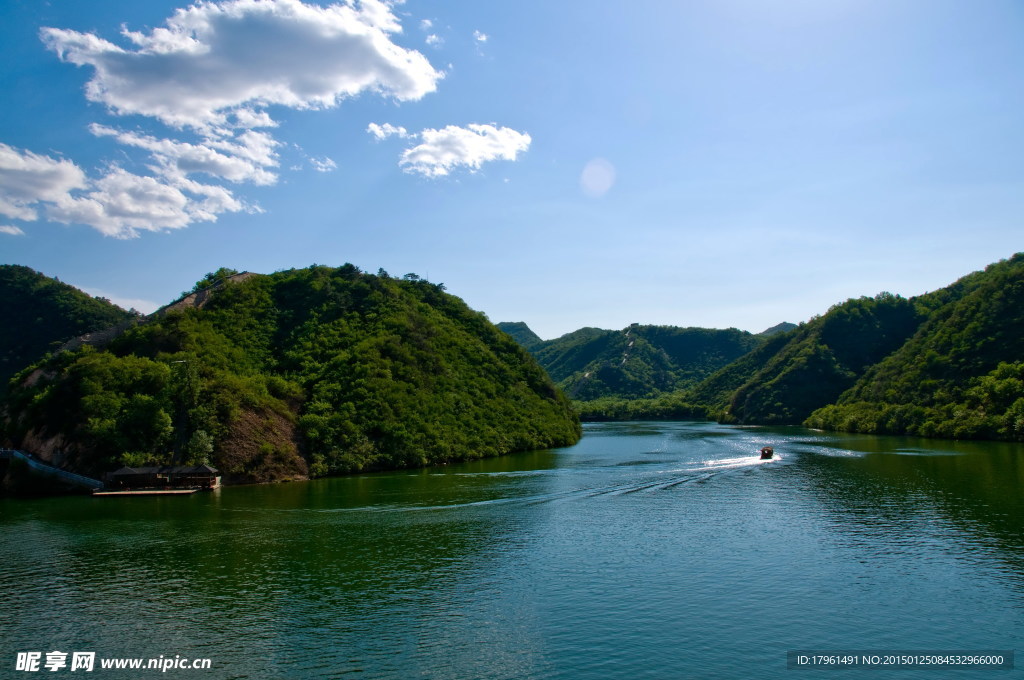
[153,272,260,316]
[217,406,308,484]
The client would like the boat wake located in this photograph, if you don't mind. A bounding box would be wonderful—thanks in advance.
[235,450,784,515]
[374,453,784,511]
[589,453,781,497]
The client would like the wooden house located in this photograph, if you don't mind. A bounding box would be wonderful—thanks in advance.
[107,464,220,490]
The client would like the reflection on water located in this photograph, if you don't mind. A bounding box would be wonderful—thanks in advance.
[785,431,1024,591]
[2,422,1022,678]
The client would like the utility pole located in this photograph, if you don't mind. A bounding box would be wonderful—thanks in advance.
[170,360,189,464]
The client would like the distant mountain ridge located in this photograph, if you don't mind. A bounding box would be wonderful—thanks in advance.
[758,322,797,337]
[494,321,543,350]
[497,322,764,401]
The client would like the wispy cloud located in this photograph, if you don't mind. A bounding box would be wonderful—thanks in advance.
[0,225,26,236]
[81,287,160,314]
[473,30,488,43]
[89,124,279,186]
[45,167,248,238]
[309,156,337,173]
[0,141,249,238]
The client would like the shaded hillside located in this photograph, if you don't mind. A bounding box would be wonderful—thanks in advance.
[0,265,136,392]
[807,254,1024,440]
[503,322,763,402]
[697,293,925,425]
[686,329,798,413]
[3,266,581,484]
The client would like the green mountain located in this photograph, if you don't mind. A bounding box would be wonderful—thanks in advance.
[806,254,1024,440]
[2,266,581,483]
[759,322,797,337]
[529,327,613,383]
[495,321,543,349]
[0,265,136,392]
[502,322,763,403]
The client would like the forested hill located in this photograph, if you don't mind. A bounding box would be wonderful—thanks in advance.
[2,266,581,484]
[806,254,1024,440]
[0,265,136,392]
[498,322,763,402]
[689,253,1024,441]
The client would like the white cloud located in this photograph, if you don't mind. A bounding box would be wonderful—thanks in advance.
[0,143,87,221]
[0,225,26,236]
[23,0,452,238]
[206,131,279,173]
[19,2,525,235]
[367,122,410,140]
[41,0,443,131]
[46,167,246,239]
[309,156,337,172]
[399,124,530,177]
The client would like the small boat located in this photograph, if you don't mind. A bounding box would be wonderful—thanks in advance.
[760,446,774,460]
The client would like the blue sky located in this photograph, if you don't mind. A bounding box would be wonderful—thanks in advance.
[2,0,1022,339]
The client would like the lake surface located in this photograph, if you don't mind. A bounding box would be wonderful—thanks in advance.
[2,422,1022,678]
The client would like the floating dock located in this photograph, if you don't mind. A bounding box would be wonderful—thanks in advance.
[93,488,199,497]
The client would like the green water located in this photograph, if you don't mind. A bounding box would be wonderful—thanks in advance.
[2,422,1022,678]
